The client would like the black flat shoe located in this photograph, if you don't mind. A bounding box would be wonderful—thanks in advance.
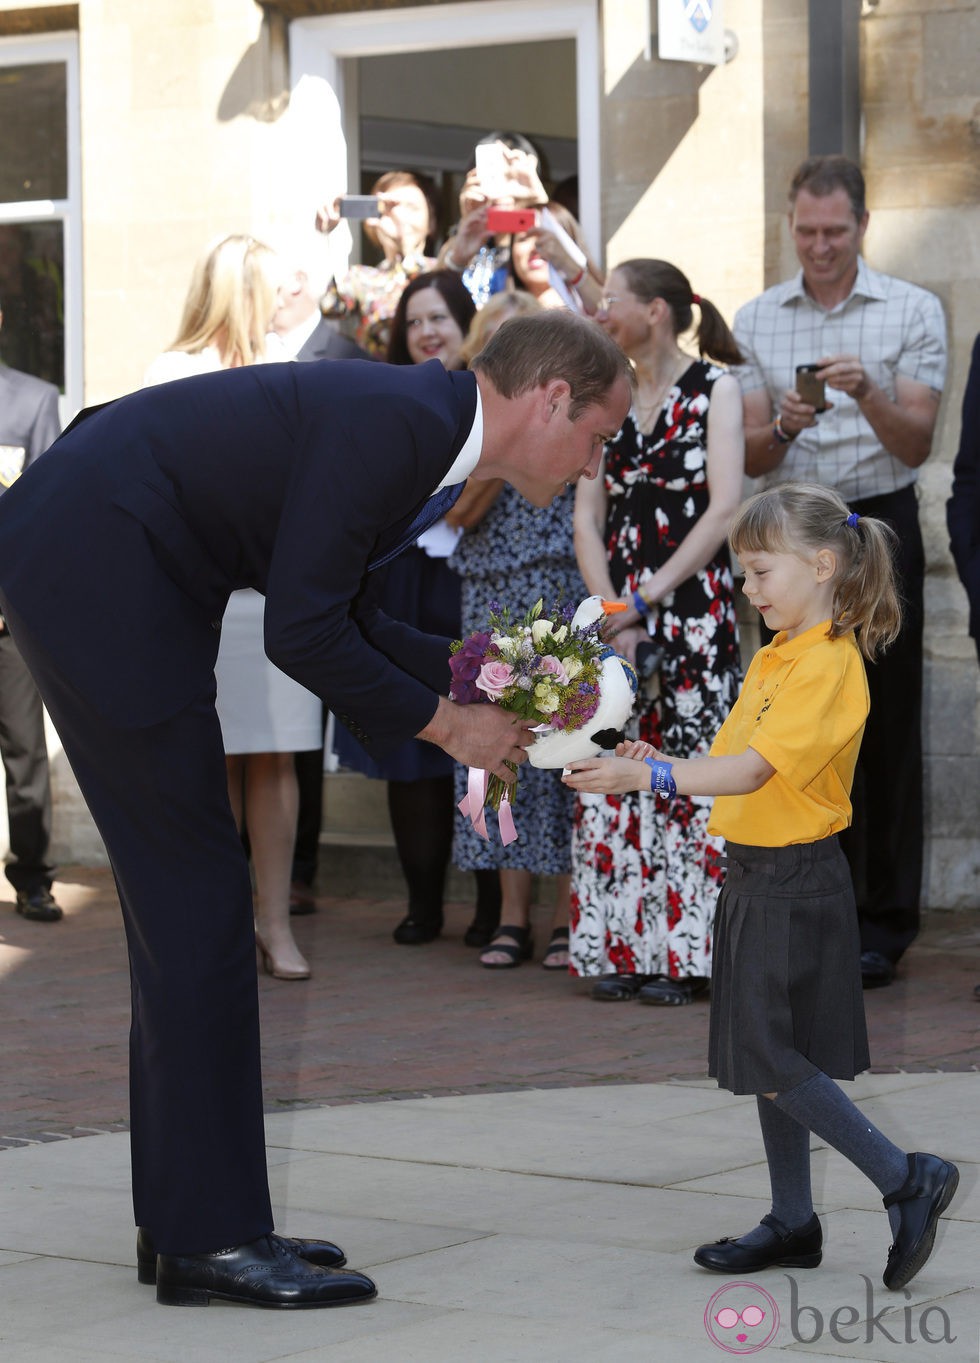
[464,918,500,948]
[882,1151,959,1289]
[392,915,442,945]
[637,976,709,1005]
[694,1214,823,1273]
[861,950,896,989]
[155,1234,376,1308]
[590,973,655,1001]
[15,887,63,922]
[136,1227,347,1285]
[480,924,533,969]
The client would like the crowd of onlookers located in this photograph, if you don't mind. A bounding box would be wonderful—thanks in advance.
[3,131,976,1006]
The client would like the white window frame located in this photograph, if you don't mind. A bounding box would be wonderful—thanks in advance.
[288,0,601,259]
[0,31,83,421]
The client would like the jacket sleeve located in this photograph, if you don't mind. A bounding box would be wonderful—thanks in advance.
[263,388,458,754]
[946,334,980,637]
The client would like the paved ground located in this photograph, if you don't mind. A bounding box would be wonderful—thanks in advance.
[1,869,978,1148]
[0,872,977,1362]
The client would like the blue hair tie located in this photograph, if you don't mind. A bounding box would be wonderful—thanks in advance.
[846,512,860,528]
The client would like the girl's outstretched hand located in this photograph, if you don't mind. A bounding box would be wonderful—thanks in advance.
[562,755,649,795]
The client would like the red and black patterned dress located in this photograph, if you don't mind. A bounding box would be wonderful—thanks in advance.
[570,360,742,980]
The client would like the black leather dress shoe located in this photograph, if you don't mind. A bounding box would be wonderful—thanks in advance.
[882,1151,959,1289]
[860,950,896,989]
[694,1214,823,1273]
[15,887,63,922]
[155,1234,376,1308]
[392,915,442,945]
[136,1227,346,1285]
[637,976,709,1006]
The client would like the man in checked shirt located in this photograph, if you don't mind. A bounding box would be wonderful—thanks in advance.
[732,154,947,991]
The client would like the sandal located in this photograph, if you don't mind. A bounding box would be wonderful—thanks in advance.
[480,925,533,969]
[541,927,570,971]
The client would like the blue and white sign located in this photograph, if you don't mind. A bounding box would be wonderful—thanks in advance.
[658,0,725,66]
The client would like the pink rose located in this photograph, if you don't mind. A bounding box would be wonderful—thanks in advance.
[475,660,515,699]
[538,655,569,685]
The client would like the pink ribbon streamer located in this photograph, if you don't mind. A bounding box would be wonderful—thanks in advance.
[457,767,518,846]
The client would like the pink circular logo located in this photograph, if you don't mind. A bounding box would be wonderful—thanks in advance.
[704,1282,780,1353]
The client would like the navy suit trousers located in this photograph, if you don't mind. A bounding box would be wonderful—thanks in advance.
[2,597,274,1254]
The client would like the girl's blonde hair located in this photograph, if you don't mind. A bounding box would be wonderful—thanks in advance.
[729,482,902,659]
[170,234,281,367]
[459,290,542,367]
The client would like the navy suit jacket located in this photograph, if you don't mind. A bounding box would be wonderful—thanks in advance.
[0,359,477,743]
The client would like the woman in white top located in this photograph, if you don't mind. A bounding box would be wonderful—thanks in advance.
[144,234,320,981]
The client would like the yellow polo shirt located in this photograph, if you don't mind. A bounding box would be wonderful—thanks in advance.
[707,622,869,847]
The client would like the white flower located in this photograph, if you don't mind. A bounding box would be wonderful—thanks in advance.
[531,619,555,646]
[564,656,585,680]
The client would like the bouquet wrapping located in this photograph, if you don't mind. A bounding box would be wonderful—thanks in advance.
[449,595,638,843]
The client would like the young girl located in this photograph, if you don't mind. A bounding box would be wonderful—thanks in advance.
[563,482,959,1290]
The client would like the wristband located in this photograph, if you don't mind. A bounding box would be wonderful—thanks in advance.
[565,266,585,288]
[772,414,795,445]
[631,589,650,616]
[444,251,465,273]
[644,757,677,799]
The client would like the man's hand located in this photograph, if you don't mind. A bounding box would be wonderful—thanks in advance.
[817,353,870,401]
[418,697,533,781]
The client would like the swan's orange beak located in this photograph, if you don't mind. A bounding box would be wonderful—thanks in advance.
[601,600,628,614]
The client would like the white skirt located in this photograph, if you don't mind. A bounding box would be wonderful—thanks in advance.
[214,590,321,754]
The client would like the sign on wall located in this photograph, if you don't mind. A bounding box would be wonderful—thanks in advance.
[658,0,725,66]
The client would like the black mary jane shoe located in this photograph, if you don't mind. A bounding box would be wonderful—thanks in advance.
[694,1213,823,1273]
[882,1151,959,1290]
[154,1233,376,1308]
[480,924,533,969]
[590,973,656,1001]
[392,914,443,945]
[637,975,709,1006]
[137,1227,347,1285]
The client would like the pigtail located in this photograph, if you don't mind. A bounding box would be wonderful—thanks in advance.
[693,296,744,367]
[831,514,902,659]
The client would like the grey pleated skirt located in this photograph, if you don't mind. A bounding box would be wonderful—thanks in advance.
[708,836,870,1095]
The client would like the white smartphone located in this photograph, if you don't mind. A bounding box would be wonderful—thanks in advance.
[474,142,510,201]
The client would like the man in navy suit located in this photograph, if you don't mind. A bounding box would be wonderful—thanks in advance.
[0,301,64,923]
[0,310,632,1309]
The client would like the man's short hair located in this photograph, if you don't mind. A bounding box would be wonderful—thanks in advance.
[470,310,632,420]
[789,155,866,221]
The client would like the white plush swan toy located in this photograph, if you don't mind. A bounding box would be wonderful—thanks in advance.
[527,595,638,769]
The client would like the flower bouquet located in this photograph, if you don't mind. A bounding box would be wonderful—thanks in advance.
[449,595,638,842]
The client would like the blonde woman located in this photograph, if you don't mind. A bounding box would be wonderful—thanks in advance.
[144,234,319,981]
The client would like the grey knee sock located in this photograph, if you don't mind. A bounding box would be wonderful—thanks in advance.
[774,1073,909,1237]
[735,1096,814,1247]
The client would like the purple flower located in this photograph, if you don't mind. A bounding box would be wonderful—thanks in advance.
[449,631,492,705]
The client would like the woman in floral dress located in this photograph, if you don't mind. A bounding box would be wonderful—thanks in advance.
[572,259,745,1003]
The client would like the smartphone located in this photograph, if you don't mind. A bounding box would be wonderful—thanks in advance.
[338,195,380,219]
[795,364,827,411]
[486,206,538,234]
[474,141,510,200]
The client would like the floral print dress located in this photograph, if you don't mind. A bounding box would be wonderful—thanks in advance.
[570,360,742,979]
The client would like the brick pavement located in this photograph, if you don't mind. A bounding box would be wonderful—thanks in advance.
[0,868,977,1149]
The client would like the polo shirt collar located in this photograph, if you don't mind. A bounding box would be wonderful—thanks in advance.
[768,620,838,658]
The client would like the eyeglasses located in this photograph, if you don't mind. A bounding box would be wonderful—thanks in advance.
[597,295,620,311]
[715,1306,767,1329]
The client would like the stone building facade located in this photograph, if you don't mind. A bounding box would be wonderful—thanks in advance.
[0,0,976,906]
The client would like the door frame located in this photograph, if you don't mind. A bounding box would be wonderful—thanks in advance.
[289,0,602,257]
